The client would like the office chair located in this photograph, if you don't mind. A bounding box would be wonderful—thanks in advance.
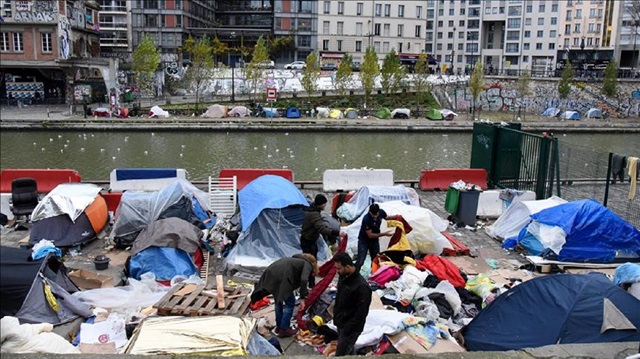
[10,177,39,228]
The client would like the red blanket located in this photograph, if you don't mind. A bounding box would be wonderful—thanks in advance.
[415,254,466,288]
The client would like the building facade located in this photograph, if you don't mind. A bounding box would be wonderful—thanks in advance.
[616,0,640,70]
[273,0,316,63]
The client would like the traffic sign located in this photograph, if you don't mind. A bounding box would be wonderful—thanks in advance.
[266,87,277,101]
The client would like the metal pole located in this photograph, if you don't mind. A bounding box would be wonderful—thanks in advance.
[231,67,235,102]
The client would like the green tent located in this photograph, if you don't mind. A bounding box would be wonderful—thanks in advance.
[375,108,391,119]
[426,108,444,120]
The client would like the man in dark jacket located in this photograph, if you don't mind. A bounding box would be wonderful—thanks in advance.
[300,194,340,259]
[250,254,318,337]
[332,252,372,356]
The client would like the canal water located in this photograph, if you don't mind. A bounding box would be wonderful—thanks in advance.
[0,131,636,181]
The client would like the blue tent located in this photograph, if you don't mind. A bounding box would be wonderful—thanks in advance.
[504,199,640,263]
[285,106,301,118]
[561,111,581,120]
[541,107,560,117]
[463,273,640,351]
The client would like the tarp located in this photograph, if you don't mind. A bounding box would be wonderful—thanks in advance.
[486,196,567,240]
[463,273,640,351]
[542,107,561,117]
[509,199,640,263]
[391,108,410,119]
[237,175,308,231]
[345,108,358,119]
[32,183,102,222]
[336,185,420,222]
[342,200,452,257]
[426,108,443,120]
[202,104,227,118]
[439,109,458,118]
[0,246,92,325]
[586,108,602,119]
[228,106,250,117]
[561,111,580,120]
[149,105,169,118]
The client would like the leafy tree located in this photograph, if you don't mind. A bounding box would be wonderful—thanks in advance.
[602,60,618,98]
[468,60,485,119]
[132,34,160,99]
[210,36,229,65]
[245,36,270,103]
[269,36,295,59]
[517,66,532,119]
[360,47,380,111]
[380,50,406,95]
[558,59,573,100]
[334,53,354,97]
[413,53,431,116]
[182,36,215,112]
[301,52,320,108]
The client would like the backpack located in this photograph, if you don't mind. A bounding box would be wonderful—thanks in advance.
[369,264,401,287]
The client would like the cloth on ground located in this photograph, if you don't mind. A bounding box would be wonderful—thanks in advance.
[611,154,627,184]
[415,255,466,288]
[0,316,80,354]
[354,309,411,349]
[628,157,639,200]
[30,239,62,260]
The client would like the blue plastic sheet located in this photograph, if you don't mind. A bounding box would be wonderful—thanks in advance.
[613,263,640,286]
[129,247,197,281]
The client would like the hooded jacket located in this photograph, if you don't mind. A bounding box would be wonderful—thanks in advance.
[252,254,314,302]
[300,205,339,246]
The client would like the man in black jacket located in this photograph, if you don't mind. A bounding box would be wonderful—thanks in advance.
[332,252,372,356]
[300,194,340,259]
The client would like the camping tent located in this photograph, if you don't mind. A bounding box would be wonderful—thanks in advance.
[0,246,92,325]
[202,104,227,118]
[440,109,458,121]
[391,108,411,119]
[285,106,301,118]
[110,179,212,248]
[224,175,331,270]
[505,199,640,263]
[542,107,561,117]
[462,273,640,351]
[344,108,359,119]
[336,185,420,222]
[375,108,392,119]
[486,196,567,240]
[586,108,603,119]
[561,111,580,120]
[426,108,444,120]
[329,109,343,119]
[29,183,108,247]
[228,106,250,117]
[148,106,169,118]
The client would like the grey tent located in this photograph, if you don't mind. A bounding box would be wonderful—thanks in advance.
[0,246,92,325]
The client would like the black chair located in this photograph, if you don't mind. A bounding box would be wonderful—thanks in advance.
[11,178,39,224]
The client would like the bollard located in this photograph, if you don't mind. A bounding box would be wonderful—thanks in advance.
[47,108,50,118]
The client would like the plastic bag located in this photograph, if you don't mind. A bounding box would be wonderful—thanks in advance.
[466,274,496,302]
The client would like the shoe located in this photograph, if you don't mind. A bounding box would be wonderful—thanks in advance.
[277,328,298,338]
[272,327,280,336]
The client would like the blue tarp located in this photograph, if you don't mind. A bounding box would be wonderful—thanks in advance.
[614,263,640,286]
[509,199,640,263]
[129,246,197,281]
[238,175,308,231]
[463,273,640,351]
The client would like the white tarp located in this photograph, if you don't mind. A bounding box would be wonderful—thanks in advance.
[228,106,250,117]
[336,185,420,222]
[343,200,451,256]
[485,196,567,240]
[202,104,227,118]
[149,105,169,118]
[31,183,102,222]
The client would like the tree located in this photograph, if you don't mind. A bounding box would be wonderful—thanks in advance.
[245,36,270,103]
[182,36,215,112]
[360,47,380,111]
[334,53,354,97]
[132,34,160,100]
[558,59,573,100]
[602,60,618,98]
[413,53,432,116]
[468,60,485,120]
[210,36,229,65]
[516,66,532,120]
[380,50,406,95]
[301,52,320,109]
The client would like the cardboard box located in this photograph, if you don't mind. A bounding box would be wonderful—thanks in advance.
[69,269,114,290]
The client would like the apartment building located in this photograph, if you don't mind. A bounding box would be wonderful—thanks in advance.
[317,1,429,67]
[274,0,316,63]
[97,0,131,63]
[557,0,620,72]
[616,0,640,69]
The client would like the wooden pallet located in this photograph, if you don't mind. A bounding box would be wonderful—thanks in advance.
[440,232,471,256]
[153,282,251,316]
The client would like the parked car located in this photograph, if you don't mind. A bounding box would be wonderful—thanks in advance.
[256,60,275,69]
[320,63,337,71]
[285,61,306,70]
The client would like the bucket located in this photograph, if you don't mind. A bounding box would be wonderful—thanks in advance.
[93,255,110,270]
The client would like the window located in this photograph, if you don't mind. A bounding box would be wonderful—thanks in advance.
[427,21,433,30]
[550,30,556,38]
[375,4,382,16]
[448,31,453,39]
[468,19,480,28]
[538,18,544,25]
[506,43,519,53]
[536,43,542,50]
[398,43,403,52]
[415,25,421,37]
[551,17,557,25]
[566,10,572,20]
[323,1,330,14]
[384,4,390,16]
[460,8,465,15]
[548,43,555,49]
[427,9,434,18]
[323,39,329,50]
[144,14,157,27]
[524,30,530,38]
[357,2,363,16]
[337,40,342,51]
[176,15,182,27]
[175,0,181,9]
[383,41,389,52]
[507,31,520,40]
[355,40,362,52]
[426,43,432,52]
[160,14,166,27]
[537,30,543,38]
[437,21,443,27]
[576,9,581,18]
[398,5,404,17]
[526,5,532,12]
[12,32,23,52]
[398,24,403,37]
[356,22,363,36]
[41,32,52,53]
[523,55,528,62]
[466,43,479,53]
[416,5,422,18]
[0,32,8,52]
[574,23,580,32]
[426,32,433,41]
[437,32,443,39]
[565,25,571,35]
[459,32,464,39]
[438,8,443,16]
[538,4,545,12]
[508,6,521,16]
[374,41,380,52]
[525,18,531,26]
[337,22,343,35]
[383,24,390,36]
[564,38,569,47]
[449,8,454,15]
[458,43,463,50]
[459,20,465,26]
[573,37,579,46]
[436,43,442,51]
[375,23,381,35]
[447,43,453,50]
[323,21,330,35]
[588,23,594,33]
[448,20,454,27]
[337,2,344,14]
[507,18,521,28]
[524,43,530,50]
[551,4,558,12]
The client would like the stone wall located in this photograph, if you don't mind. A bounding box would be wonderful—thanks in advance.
[441,78,640,118]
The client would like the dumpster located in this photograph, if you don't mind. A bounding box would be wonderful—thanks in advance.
[446,187,481,227]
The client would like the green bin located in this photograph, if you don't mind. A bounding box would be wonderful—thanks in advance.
[444,187,460,214]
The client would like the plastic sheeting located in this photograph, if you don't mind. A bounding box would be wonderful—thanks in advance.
[238,175,308,231]
[486,196,566,240]
[613,263,640,286]
[343,200,451,257]
[110,179,210,240]
[336,185,420,222]
[31,183,102,222]
[130,247,198,281]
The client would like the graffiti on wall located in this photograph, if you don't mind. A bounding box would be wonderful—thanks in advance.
[58,16,71,60]
[14,0,56,22]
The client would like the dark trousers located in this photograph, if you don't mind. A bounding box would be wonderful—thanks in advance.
[301,240,318,287]
[335,328,359,356]
[356,238,380,272]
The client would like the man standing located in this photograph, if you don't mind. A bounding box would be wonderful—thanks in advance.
[250,254,318,337]
[300,194,340,259]
[355,203,394,272]
[332,252,372,356]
